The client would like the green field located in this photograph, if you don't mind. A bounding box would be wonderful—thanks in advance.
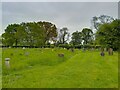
[2,48,118,88]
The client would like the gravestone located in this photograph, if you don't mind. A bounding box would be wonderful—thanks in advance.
[100,51,105,56]
[5,58,10,69]
[100,48,105,56]
[23,47,25,50]
[58,53,64,57]
[82,48,85,52]
[108,48,113,55]
[71,48,74,52]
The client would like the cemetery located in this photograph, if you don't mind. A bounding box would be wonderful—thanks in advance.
[2,47,118,88]
[1,2,119,88]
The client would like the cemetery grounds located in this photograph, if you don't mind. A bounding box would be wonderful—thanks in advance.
[2,48,118,88]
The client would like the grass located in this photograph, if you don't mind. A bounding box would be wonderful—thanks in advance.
[2,48,118,88]
[0,48,2,89]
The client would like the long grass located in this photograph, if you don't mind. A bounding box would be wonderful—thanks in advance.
[2,48,118,88]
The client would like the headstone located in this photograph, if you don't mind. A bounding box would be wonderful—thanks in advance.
[100,51,105,56]
[82,48,85,52]
[67,48,69,50]
[108,48,113,55]
[71,48,74,52]
[5,58,10,68]
[100,48,105,56]
[58,53,64,57]
[91,48,94,51]
[23,47,25,50]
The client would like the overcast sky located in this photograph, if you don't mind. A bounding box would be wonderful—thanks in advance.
[1,2,118,35]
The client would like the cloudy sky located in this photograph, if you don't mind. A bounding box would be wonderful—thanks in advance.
[1,2,118,35]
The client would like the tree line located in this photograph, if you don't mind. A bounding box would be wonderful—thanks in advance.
[1,15,120,50]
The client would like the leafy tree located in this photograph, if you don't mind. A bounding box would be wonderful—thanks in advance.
[2,24,22,46]
[23,22,46,46]
[71,31,82,45]
[58,27,70,44]
[92,15,114,31]
[37,21,57,44]
[96,19,120,50]
[81,28,93,45]
[2,21,58,47]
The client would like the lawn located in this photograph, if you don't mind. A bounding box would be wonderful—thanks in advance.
[2,48,118,88]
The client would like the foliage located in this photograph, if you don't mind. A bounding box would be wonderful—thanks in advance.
[81,28,93,45]
[71,31,82,45]
[96,19,120,50]
[2,21,57,47]
[58,27,70,44]
[92,15,114,31]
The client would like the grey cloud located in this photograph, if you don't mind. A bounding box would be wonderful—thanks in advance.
[2,2,118,35]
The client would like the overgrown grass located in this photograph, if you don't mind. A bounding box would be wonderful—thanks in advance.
[2,48,118,88]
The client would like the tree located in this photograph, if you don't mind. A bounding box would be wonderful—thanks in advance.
[23,22,46,46]
[2,21,57,47]
[37,21,57,44]
[92,15,114,31]
[58,27,70,44]
[96,19,120,50]
[71,31,82,45]
[2,24,22,46]
[81,28,93,45]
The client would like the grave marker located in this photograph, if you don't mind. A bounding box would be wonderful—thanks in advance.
[108,48,113,55]
[5,58,10,69]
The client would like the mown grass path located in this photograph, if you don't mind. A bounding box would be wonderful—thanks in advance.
[2,48,118,88]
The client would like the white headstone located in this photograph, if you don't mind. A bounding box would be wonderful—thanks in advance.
[23,47,25,50]
[5,58,10,68]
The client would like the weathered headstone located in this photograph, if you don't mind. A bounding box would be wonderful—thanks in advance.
[23,47,25,50]
[58,53,64,57]
[71,48,74,52]
[108,48,113,55]
[100,51,105,56]
[82,48,85,52]
[5,58,10,69]
[91,48,94,51]
[100,48,105,56]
